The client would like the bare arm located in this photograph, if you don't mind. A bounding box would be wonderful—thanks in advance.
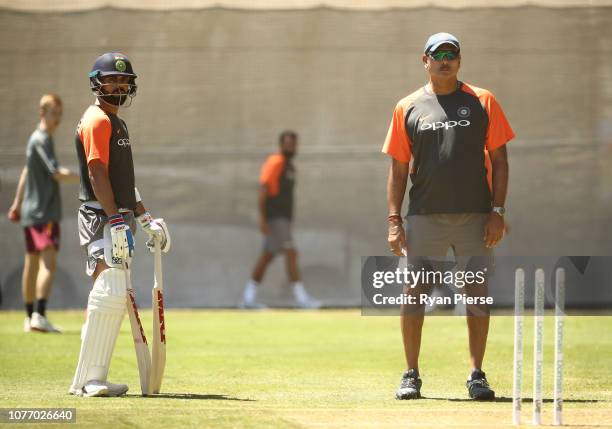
[258,185,267,221]
[258,185,269,234]
[88,160,119,216]
[134,201,147,217]
[53,166,79,184]
[387,158,409,255]
[12,166,27,206]
[7,166,27,221]
[489,145,508,207]
[387,158,409,216]
[484,145,509,247]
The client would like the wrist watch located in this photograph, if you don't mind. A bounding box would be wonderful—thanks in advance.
[492,206,506,217]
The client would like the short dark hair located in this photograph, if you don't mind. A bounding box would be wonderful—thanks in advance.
[279,130,298,144]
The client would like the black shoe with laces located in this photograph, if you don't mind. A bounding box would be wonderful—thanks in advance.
[395,368,422,400]
[466,369,495,400]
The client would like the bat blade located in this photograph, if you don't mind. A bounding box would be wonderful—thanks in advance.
[150,287,166,393]
[127,288,152,395]
[150,240,166,394]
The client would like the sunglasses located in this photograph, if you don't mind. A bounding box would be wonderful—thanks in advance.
[428,50,459,61]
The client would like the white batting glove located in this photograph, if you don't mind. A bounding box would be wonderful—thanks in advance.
[136,212,171,253]
[108,214,134,264]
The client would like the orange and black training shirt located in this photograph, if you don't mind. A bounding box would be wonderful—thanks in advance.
[75,105,137,210]
[259,153,295,220]
[382,82,514,216]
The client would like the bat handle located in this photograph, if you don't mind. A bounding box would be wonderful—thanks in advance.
[154,238,163,291]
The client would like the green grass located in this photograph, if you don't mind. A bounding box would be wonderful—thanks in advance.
[1,310,611,428]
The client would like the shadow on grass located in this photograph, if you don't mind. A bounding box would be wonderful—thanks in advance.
[126,393,255,401]
[423,396,603,403]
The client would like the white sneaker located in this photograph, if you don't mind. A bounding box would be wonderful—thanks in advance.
[241,280,268,309]
[24,317,32,332]
[69,381,108,397]
[241,301,268,309]
[69,380,128,397]
[30,312,62,333]
[105,381,129,397]
[292,283,321,309]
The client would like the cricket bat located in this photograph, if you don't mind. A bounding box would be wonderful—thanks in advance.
[150,238,166,394]
[126,283,152,396]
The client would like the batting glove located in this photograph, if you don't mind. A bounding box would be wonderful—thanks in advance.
[108,214,134,264]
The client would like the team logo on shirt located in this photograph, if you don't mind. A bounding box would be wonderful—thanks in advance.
[420,120,470,131]
[117,138,131,147]
[457,106,471,118]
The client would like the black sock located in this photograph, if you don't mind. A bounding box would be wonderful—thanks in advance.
[36,299,47,317]
[25,302,34,318]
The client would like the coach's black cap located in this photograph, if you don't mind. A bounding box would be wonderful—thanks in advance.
[424,33,460,54]
[88,52,137,79]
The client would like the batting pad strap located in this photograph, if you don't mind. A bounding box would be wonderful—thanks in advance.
[71,268,127,392]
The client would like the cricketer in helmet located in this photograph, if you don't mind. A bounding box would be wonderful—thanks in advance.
[70,52,171,397]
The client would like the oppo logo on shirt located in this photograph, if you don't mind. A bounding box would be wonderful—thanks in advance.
[117,138,131,147]
[420,120,471,131]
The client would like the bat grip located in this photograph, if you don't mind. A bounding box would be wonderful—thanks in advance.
[153,238,163,290]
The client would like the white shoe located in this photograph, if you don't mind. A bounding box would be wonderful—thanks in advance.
[241,280,267,309]
[24,317,32,332]
[69,380,128,397]
[105,381,129,397]
[293,284,321,309]
[30,312,62,333]
[69,381,108,397]
[240,300,268,309]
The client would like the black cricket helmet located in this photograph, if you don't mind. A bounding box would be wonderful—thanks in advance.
[89,52,137,106]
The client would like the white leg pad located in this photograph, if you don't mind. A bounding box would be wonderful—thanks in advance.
[70,268,127,392]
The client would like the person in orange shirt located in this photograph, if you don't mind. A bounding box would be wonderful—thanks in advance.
[241,131,320,309]
[69,53,170,397]
[382,33,514,400]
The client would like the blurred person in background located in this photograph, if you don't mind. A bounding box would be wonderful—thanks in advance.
[8,94,79,333]
[241,131,320,309]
